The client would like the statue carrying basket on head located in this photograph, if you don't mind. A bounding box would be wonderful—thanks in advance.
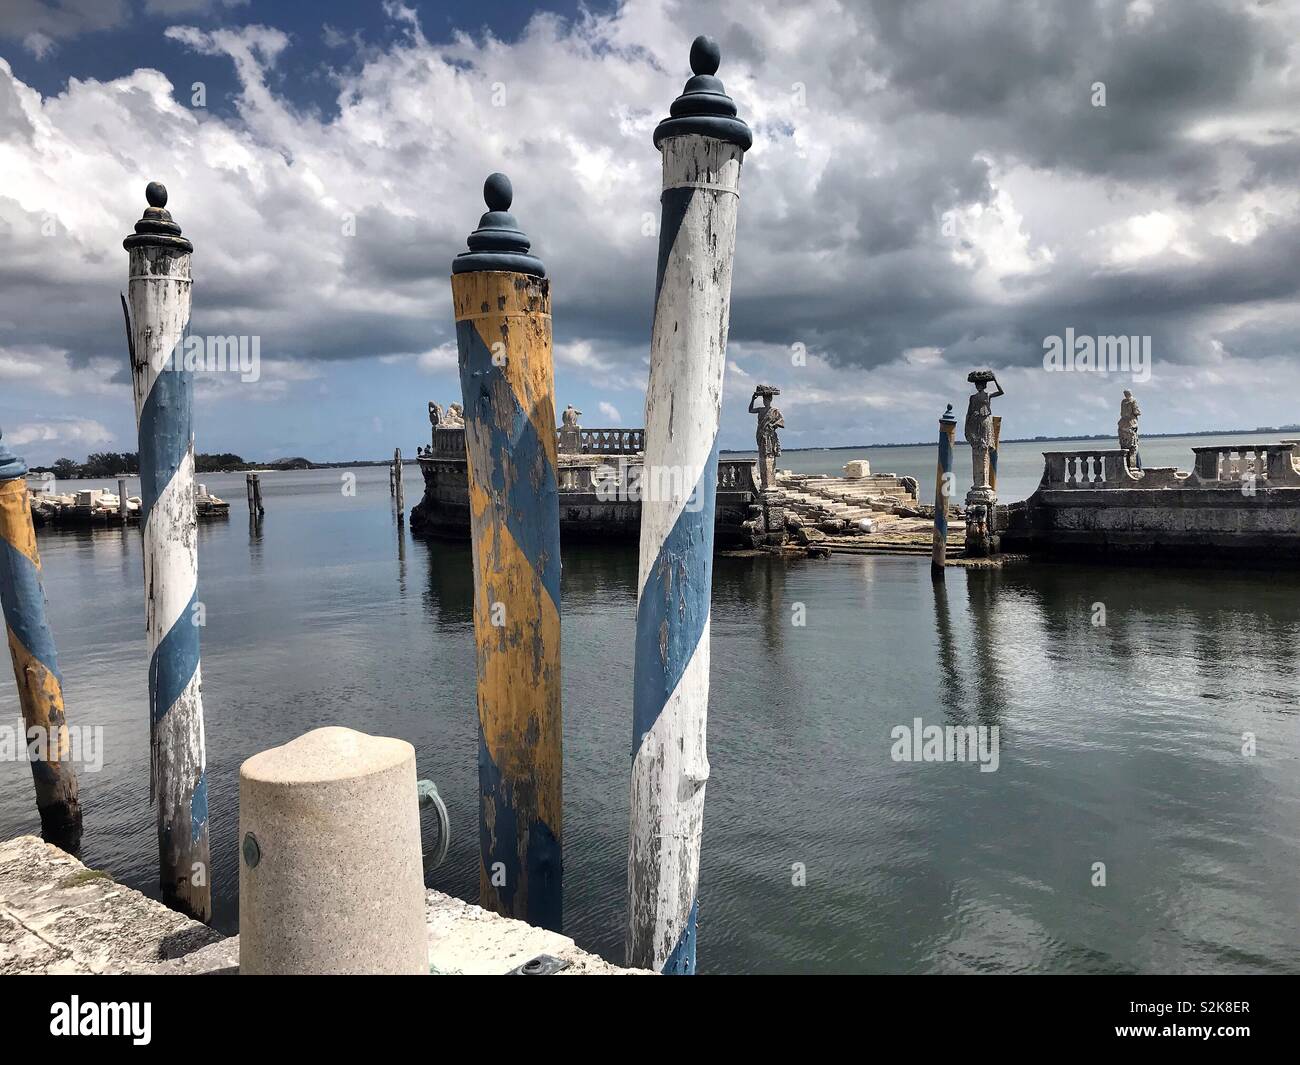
[964,370,1004,490]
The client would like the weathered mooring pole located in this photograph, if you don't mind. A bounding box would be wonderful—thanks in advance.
[627,35,751,974]
[122,182,212,921]
[931,404,957,581]
[0,430,82,851]
[393,448,404,521]
[451,173,562,930]
[117,477,129,523]
[246,472,264,518]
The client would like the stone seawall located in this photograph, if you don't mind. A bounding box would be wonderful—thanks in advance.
[1001,486,1300,562]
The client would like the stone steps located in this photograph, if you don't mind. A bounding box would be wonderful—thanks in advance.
[775,469,924,532]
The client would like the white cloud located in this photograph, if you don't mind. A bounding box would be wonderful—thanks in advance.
[8,418,113,448]
[22,31,54,59]
[598,400,621,422]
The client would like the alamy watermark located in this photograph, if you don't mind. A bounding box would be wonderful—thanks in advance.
[50,997,151,1045]
[593,460,706,512]
[152,335,261,382]
[1042,328,1151,383]
[890,717,1000,773]
[0,725,104,772]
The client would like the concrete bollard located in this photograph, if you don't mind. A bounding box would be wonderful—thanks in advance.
[238,726,427,974]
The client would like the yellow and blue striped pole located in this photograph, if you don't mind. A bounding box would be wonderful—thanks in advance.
[123,183,212,921]
[0,431,82,851]
[627,36,751,974]
[451,173,562,931]
[932,405,957,581]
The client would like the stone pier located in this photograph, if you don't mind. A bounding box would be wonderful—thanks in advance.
[0,836,643,975]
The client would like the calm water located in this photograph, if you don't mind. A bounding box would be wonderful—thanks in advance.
[2,451,1298,974]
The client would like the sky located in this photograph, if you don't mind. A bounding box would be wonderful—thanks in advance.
[1,0,1298,465]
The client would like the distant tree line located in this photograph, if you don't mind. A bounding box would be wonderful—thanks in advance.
[33,452,252,479]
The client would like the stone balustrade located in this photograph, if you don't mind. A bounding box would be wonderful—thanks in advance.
[1040,449,1137,488]
[431,426,646,459]
[1189,443,1300,486]
[718,458,759,493]
[559,458,757,496]
[429,426,467,456]
[1038,442,1300,490]
[568,428,645,455]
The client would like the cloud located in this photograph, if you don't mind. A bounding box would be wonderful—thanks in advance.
[598,400,621,422]
[0,0,1296,453]
[21,32,54,59]
[0,1,128,42]
[6,418,113,449]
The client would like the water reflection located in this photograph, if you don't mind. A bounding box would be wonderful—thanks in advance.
[247,508,263,569]
[930,577,965,718]
[413,534,475,630]
[963,570,1007,729]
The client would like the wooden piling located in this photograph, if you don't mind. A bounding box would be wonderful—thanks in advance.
[932,405,957,581]
[393,448,404,521]
[122,182,212,922]
[627,36,750,975]
[0,431,82,851]
[451,173,562,930]
[117,477,128,523]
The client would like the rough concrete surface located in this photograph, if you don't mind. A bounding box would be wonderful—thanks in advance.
[0,835,221,974]
[1,834,645,975]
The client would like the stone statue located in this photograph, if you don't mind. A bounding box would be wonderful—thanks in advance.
[964,370,1003,489]
[963,370,1003,558]
[749,385,785,490]
[443,403,465,428]
[1118,390,1141,469]
[558,404,582,454]
[428,401,442,429]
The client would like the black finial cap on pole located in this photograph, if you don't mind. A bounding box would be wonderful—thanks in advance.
[940,404,956,426]
[0,426,27,481]
[452,173,545,277]
[123,182,193,253]
[653,35,751,151]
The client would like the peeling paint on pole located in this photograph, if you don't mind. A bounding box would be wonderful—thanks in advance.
[123,183,211,922]
[627,36,750,974]
[451,174,562,931]
[0,432,82,851]
[932,405,957,580]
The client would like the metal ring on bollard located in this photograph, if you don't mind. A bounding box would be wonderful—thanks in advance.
[416,778,450,868]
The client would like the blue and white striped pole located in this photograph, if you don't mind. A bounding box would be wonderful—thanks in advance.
[123,182,211,921]
[0,430,82,850]
[627,36,750,974]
